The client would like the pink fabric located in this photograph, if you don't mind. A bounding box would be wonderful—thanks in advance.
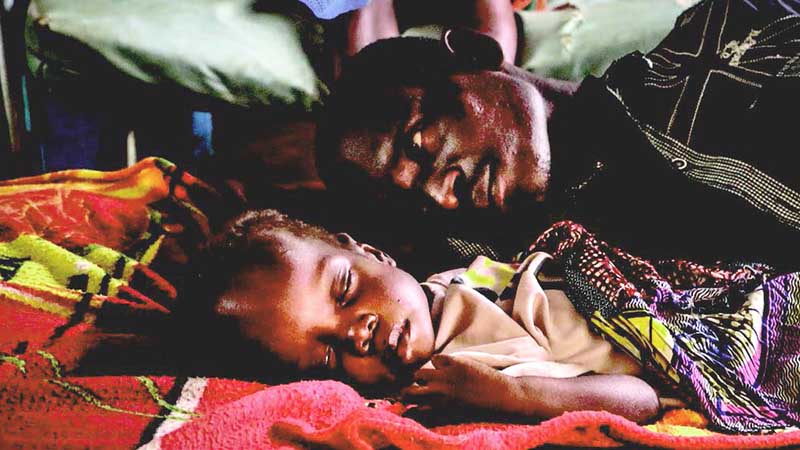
[159,380,800,449]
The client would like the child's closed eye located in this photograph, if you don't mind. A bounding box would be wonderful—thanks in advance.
[324,345,336,369]
[337,268,356,306]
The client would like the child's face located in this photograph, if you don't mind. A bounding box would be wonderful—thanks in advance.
[216,231,435,385]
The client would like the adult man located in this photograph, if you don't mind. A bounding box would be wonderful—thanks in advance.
[316,0,800,269]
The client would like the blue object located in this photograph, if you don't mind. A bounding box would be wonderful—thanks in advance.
[297,0,369,19]
[191,111,214,158]
[39,92,105,171]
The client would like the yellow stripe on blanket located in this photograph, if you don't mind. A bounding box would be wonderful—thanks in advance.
[0,234,127,298]
[0,283,72,317]
[0,158,174,204]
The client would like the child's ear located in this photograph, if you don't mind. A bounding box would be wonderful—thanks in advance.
[334,233,397,267]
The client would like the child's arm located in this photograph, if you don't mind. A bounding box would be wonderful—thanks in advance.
[347,0,517,63]
[505,372,660,423]
[404,354,660,424]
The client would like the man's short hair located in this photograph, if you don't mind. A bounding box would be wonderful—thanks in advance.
[315,30,509,183]
[315,37,461,185]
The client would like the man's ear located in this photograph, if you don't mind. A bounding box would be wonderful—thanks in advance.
[442,28,504,72]
[335,233,397,267]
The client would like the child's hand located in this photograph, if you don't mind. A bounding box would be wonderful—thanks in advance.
[403,355,661,422]
[401,354,518,412]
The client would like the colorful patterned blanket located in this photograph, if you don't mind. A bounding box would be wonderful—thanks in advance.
[3,159,800,449]
[524,221,800,433]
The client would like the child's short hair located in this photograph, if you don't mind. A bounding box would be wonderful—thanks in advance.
[173,209,339,379]
[197,209,339,303]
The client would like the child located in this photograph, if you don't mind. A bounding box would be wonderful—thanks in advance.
[197,209,436,386]
[199,209,662,423]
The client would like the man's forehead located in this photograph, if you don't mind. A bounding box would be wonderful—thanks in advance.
[338,129,393,178]
[334,86,422,176]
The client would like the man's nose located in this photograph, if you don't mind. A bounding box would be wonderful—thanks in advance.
[424,169,461,209]
[390,158,420,190]
[347,313,378,356]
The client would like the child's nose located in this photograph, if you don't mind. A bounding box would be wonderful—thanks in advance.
[347,313,378,356]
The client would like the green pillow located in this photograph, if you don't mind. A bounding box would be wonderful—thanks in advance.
[401,0,691,81]
[25,0,691,109]
[518,0,693,80]
[26,0,325,109]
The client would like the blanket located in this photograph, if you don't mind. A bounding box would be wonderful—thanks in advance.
[3,158,800,449]
[525,221,800,433]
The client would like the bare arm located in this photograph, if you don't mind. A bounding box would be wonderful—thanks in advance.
[340,0,519,80]
[346,0,400,56]
[464,0,518,64]
[504,374,661,423]
[405,355,660,424]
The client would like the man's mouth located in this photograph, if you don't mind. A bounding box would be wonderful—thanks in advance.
[471,163,490,209]
[471,162,505,210]
[491,171,506,211]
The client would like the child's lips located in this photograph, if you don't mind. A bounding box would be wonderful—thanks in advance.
[385,319,412,365]
[397,319,413,363]
[388,322,402,350]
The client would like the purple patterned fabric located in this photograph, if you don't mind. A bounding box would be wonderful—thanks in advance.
[521,221,800,433]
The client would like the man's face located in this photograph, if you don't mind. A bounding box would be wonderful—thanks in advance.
[216,232,435,385]
[329,70,551,214]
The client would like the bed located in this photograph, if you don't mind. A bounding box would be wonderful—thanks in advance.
[9,1,800,448]
[2,158,800,449]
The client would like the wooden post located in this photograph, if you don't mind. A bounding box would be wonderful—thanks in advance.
[0,0,33,178]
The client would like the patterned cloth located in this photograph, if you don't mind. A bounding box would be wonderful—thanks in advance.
[0,157,221,375]
[2,160,800,445]
[0,158,255,448]
[0,160,749,448]
[516,220,800,433]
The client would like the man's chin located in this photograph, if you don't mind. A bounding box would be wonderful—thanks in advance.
[420,205,506,227]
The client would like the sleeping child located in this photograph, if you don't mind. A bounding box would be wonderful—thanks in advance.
[197,208,800,433]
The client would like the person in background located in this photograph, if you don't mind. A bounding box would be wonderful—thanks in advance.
[299,0,546,66]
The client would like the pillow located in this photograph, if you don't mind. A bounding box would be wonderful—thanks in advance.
[25,0,691,110]
[26,0,326,109]
[517,0,694,80]
[401,0,691,81]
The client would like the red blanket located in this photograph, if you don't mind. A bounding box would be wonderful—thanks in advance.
[3,159,800,449]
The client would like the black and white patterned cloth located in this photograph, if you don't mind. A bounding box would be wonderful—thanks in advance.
[562,0,800,269]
